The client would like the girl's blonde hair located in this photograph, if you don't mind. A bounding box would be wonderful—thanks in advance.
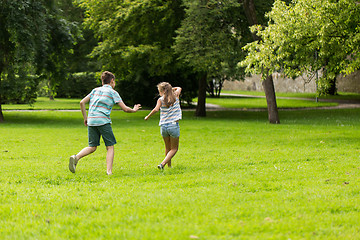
[157,82,176,107]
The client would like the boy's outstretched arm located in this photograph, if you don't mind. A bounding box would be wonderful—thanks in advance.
[144,98,162,120]
[117,101,141,113]
[80,95,90,126]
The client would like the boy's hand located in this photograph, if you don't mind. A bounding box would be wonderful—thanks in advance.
[84,119,88,126]
[133,104,141,112]
[144,115,149,120]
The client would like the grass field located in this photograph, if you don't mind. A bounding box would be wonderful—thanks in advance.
[204,96,338,109]
[0,97,360,239]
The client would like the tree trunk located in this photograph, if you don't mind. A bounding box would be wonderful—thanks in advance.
[327,76,337,95]
[322,60,337,95]
[243,0,260,41]
[195,73,207,117]
[0,67,4,122]
[262,74,280,124]
[0,100,4,123]
[243,0,280,124]
[48,80,55,100]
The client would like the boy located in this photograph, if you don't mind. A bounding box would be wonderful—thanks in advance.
[69,71,141,175]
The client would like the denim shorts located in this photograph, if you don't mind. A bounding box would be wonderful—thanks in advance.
[88,123,117,147]
[160,122,180,138]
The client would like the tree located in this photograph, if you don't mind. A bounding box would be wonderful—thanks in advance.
[174,0,279,118]
[241,0,360,99]
[0,1,49,122]
[241,0,280,124]
[174,0,244,117]
[39,0,80,100]
[0,0,79,122]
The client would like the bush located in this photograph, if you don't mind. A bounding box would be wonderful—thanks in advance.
[1,74,39,104]
[56,72,100,98]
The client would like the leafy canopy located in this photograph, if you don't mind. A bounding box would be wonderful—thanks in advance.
[173,0,244,79]
[240,0,360,80]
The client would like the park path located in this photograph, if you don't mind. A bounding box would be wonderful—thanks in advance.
[203,93,360,111]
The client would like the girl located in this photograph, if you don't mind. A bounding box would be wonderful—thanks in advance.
[144,82,182,169]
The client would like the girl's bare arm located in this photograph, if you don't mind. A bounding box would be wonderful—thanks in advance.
[172,87,182,97]
[144,98,162,120]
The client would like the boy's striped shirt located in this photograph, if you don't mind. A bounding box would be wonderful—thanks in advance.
[159,97,182,126]
[87,85,122,126]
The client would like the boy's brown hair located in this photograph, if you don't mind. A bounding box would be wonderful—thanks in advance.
[101,71,115,84]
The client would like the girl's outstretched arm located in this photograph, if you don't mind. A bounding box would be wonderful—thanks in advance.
[144,98,162,120]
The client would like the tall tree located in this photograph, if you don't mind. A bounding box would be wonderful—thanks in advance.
[242,0,280,124]
[241,0,360,100]
[0,0,48,122]
[174,0,244,117]
[174,0,278,118]
[40,0,80,100]
[0,0,79,121]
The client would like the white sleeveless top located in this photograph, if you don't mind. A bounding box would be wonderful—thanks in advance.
[159,97,182,126]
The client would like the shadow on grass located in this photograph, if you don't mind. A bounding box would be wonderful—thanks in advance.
[1,108,359,127]
[1,111,81,128]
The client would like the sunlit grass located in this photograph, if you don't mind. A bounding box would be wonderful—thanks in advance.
[204,96,338,109]
[1,109,359,239]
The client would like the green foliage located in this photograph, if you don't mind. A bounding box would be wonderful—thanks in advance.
[76,0,198,106]
[0,109,359,239]
[240,0,360,93]
[39,0,82,97]
[174,0,244,80]
[0,0,48,104]
[0,0,80,105]
[56,72,100,98]
[0,74,39,104]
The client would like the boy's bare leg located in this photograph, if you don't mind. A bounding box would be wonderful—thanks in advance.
[69,146,97,173]
[76,146,97,161]
[161,137,179,167]
[106,145,114,175]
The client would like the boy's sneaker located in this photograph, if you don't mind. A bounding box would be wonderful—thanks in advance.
[69,155,78,173]
[157,164,164,170]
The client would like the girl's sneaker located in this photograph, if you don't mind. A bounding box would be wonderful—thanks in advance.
[157,164,164,170]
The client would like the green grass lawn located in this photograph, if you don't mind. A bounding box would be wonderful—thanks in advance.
[205,96,338,109]
[0,108,359,239]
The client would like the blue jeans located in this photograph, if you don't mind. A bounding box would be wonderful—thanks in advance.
[160,122,180,138]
